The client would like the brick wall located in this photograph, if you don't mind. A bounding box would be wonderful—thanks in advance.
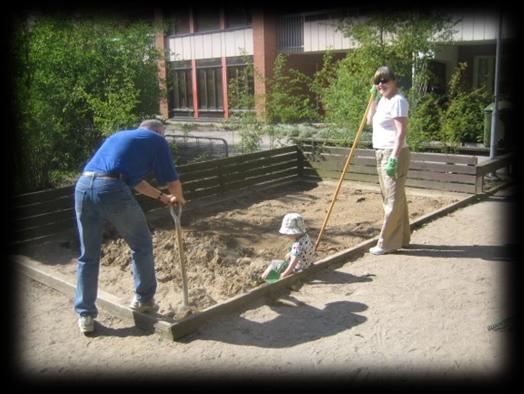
[252,10,277,121]
[155,11,169,118]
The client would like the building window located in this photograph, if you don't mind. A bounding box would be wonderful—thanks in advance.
[473,55,495,93]
[227,56,254,110]
[197,59,223,111]
[166,10,190,36]
[194,8,220,33]
[169,61,193,114]
[428,60,447,95]
[278,14,304,54]
[225,7,252,29]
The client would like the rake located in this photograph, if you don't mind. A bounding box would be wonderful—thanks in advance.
[315,92,375,251]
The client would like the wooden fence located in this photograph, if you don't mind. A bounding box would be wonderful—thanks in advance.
[10,144,514,247]
[300,143,514,194]
[10,146,301,247]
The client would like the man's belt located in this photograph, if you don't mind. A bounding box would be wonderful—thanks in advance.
[82,171,121,179]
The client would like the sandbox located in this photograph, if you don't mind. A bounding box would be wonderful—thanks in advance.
[13,145,512,340]
[15,180,468,338]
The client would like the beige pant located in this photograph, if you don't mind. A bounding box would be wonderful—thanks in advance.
[375,147,411,250]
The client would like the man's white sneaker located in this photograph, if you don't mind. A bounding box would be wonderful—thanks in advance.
[129,297,160,313]
[78,315,95,334]
[369,246,395,255]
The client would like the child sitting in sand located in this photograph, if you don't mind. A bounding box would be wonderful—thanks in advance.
[253,212,315,284]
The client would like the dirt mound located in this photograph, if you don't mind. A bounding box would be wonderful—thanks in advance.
[87,182,458,317]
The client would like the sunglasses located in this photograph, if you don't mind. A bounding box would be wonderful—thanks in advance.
[374,78,390,85]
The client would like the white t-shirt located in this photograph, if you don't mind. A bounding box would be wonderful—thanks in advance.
[372,92,409,149]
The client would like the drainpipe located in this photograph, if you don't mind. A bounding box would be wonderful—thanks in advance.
[188,8,199,119]
[489,10,502,160]
[220,9,229,120]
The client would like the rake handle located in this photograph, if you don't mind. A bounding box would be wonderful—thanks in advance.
[314,93,375,251]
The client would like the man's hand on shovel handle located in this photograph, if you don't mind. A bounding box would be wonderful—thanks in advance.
[160,194,186,206]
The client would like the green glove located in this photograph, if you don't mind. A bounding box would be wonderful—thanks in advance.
[385,157,398,177]
[370,85,382,102]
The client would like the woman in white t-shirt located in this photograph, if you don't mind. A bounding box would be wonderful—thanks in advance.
[366,66,411,255]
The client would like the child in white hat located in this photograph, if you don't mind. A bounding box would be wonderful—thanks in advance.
[257,212,315,283]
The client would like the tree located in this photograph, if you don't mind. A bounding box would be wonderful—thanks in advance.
[12,14,162,192]
[315,9,457,142]
[265,54,319,124]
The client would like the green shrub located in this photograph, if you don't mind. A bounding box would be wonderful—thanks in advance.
[439,64,491,147]
[265,54,319,124]
[408,93,443,151]
[13,15,162,192]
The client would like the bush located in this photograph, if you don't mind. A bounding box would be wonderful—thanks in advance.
[438,62,489,147]
[440,87,490,146]
[408,93,443,151]
[265,54,319,124]
[13,15,162,192]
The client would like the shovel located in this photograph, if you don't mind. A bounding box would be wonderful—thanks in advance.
[169,204,189,307]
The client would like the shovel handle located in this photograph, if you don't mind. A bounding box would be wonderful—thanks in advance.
[169,204,183,226]
[168,204,189,307]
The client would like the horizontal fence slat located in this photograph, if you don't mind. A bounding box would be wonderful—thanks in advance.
[302,145,478,163]
[409,161,477,174]
[304,153,376,168]
[410,152,478,165]
[179,167,219,183]
[15,207,76,230]
[227,165,300,185]
[301,146,374,157]
[181,177,222,192]
[14,195,75,218]
[178,152,298,183]
[14,217,77,241]
[304,159,377,174]
[307,168,379,184]
[222,169,300,191]
[178,145,297,173]
[407,169,477,184]
[405,178,476,193]
[11,185,75,207]
[222,152,298,171]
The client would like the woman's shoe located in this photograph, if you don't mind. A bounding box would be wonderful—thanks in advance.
[368,246,396,255]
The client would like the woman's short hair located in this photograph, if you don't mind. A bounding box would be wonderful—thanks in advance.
[372,66,396,85]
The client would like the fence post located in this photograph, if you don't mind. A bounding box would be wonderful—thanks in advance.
[475,156,483,194]
[296,145,304,178]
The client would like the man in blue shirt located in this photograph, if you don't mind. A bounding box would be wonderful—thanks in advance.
[74,119,186,334]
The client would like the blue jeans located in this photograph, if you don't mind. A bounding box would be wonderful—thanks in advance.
[74,175,156,317]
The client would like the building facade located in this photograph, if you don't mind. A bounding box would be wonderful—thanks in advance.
[157,7,513,121]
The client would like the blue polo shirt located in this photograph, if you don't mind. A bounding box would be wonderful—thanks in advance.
[84,128,179,187]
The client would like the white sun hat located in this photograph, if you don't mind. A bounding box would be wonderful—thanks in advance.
[279,213,306,235]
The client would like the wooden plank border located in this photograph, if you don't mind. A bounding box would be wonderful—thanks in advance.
[15,255,176,339]
[15,182,509,341]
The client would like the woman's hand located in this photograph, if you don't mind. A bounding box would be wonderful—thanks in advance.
[370,85,382,102]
